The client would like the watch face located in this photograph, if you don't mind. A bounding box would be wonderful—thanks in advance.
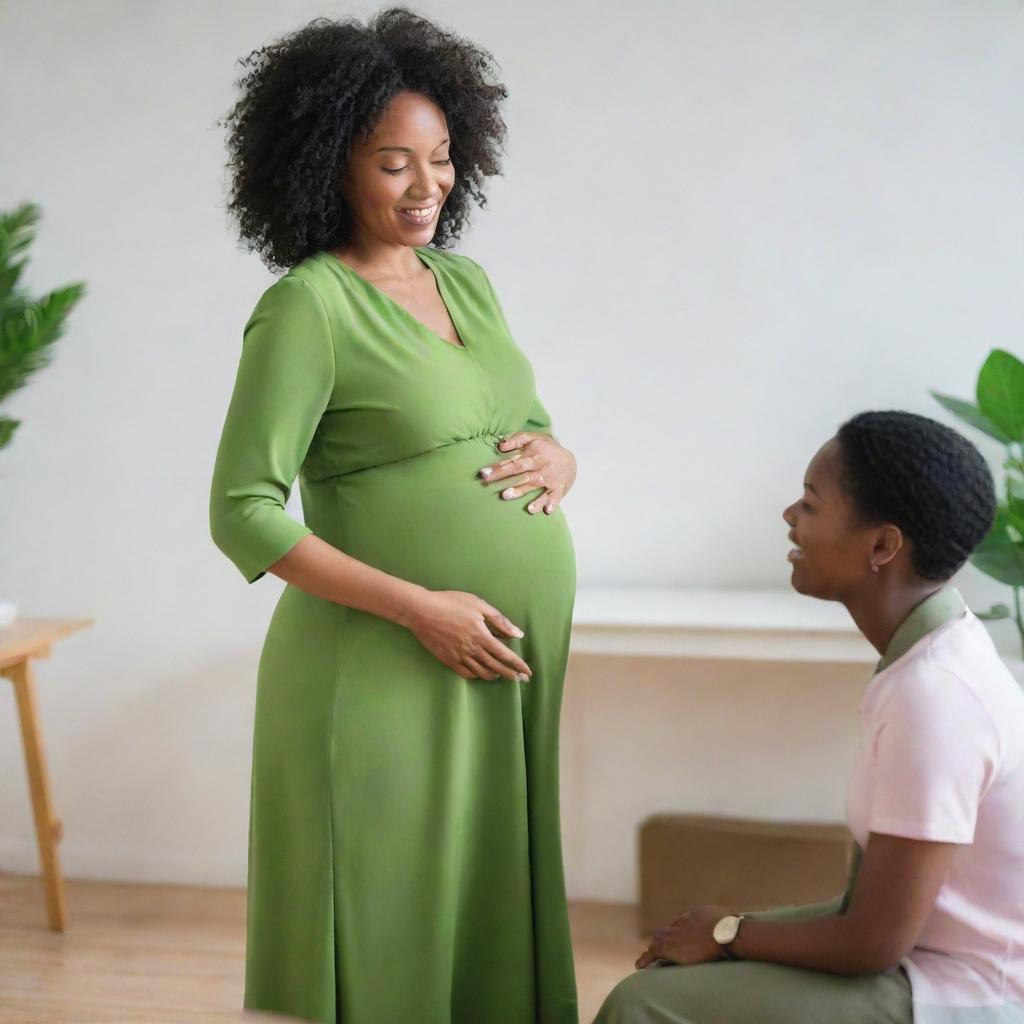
[713,915,740,945]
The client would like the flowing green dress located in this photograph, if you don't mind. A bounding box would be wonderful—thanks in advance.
[209,247,578,1024]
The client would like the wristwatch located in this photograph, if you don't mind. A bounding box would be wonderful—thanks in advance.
[712,913,745,960]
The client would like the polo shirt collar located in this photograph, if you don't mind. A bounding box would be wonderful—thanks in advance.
[875,587,967,675]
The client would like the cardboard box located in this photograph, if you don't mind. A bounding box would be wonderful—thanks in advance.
[639,814,852,934]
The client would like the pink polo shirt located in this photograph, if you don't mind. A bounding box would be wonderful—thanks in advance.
[845,597,1024,1022]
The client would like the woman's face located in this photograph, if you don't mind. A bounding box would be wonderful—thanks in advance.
[341,90,456,249]
[782,437,895,600]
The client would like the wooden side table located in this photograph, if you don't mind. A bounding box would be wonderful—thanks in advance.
[1,617,92,931]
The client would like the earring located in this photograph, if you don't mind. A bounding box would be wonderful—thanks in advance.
[870,564,880,574]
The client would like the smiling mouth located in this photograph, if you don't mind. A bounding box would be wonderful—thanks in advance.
[396,204,438,225]
[787,533,805,563]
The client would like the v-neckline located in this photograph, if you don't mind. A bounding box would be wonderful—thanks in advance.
[322,247,469,352]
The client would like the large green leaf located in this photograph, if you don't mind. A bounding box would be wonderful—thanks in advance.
[977,349,1024,442]
[930,390,1011,444]
[1005,504,1024,536]
[970,507,1024,586]
[976,603,1012,621]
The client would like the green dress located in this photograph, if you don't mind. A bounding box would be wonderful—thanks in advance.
[209,247,578,1024]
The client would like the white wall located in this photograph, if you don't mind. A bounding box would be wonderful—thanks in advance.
[1,0,1022,901]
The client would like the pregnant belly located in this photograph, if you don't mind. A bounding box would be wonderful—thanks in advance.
[319,436,576,619]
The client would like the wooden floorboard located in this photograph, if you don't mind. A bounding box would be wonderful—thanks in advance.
[0,872,640,1023]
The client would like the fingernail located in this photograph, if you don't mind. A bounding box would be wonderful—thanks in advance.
[479,467,492,478]
[513,628,524,638]
[502,488,514,499]
[516,672,528,682]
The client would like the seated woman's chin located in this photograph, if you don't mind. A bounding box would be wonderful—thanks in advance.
[788,563,815,596]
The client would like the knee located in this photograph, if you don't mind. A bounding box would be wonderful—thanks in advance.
[593,970,656,1024]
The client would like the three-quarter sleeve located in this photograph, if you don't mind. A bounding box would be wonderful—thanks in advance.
[209,276,335,584]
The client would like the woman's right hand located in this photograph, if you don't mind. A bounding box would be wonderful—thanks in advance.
[404,589,533,682]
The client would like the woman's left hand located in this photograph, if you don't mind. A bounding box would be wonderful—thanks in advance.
[635,906,733,969]
[479,432,577,515]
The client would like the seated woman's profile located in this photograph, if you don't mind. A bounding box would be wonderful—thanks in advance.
[596,410,1024,1024]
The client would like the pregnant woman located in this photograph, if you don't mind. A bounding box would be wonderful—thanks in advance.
[210,12,579,1024]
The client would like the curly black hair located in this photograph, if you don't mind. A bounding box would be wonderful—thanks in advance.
[836,411,996,581]
[221,8,508,271]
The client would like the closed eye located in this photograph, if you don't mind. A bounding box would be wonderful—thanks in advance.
[382,159,452,176]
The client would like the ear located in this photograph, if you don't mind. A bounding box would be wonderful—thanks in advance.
[871,524,904,569]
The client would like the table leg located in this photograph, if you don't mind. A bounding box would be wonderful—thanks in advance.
[7,657,67,931]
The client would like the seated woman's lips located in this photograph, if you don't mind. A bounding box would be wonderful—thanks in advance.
[787,547,805,562]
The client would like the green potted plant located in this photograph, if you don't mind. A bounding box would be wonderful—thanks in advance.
[0,201,85,624]
[932,349,1024,660]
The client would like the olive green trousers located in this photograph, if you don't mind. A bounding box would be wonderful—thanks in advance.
[593,846,913,1024]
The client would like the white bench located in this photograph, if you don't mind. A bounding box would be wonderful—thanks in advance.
[570,587,877,665]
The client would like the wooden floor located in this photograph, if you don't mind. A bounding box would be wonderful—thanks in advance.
[0,872,640,1023]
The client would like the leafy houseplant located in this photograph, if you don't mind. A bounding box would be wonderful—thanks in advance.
[0,202,85,625]
[932,349,1024,656]
[0,202,85,450]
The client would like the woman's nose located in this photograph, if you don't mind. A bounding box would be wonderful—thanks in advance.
[408,164,439,199]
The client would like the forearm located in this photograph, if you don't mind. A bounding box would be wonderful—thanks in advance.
[267,534,427,628]
[731,913,898,976]
[743,894,845,923]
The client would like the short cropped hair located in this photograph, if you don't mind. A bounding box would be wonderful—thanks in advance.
[836,410,997,580]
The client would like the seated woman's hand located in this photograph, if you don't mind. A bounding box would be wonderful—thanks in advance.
[479,431,577,515]
[405,589,534,682]
[635,905,733,969]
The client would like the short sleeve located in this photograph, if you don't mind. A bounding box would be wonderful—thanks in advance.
[868,670,1000,843]
[209,276,335,583]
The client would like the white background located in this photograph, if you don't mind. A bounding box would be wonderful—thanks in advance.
[1,0,1022,901]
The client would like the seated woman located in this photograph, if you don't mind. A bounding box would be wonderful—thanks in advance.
[596,410,1024,1024]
